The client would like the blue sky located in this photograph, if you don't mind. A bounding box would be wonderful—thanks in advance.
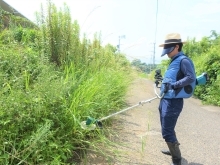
[4,0,220,64]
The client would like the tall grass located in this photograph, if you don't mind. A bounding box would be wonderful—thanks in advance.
[0,1,133,164]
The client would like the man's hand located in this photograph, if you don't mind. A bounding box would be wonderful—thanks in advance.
[164,83,174,93]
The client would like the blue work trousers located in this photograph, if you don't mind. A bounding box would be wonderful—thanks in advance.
[158,98,183,143]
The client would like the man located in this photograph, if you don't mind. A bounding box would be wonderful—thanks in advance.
[158,33,196,165]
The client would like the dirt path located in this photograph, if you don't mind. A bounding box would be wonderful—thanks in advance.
[83,78,220,165]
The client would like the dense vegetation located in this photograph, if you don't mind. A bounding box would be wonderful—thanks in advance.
[157,30,220,106]
[0,2,133,164]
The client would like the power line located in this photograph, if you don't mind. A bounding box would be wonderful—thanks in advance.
[82,6,101,30]
[153,0,158,66]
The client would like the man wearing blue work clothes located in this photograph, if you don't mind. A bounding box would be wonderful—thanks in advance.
[158,33,196,165]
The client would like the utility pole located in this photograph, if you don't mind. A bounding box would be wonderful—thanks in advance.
[148,43,155,72]
[117,35,126,53]
[118,36,121,53]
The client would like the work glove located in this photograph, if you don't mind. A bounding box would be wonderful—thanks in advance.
[163,83,174,93]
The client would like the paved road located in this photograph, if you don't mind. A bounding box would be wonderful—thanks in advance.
[113,78,220,165]
[83,78,220,165]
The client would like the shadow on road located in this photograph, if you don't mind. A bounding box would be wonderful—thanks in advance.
[182,157,203,165]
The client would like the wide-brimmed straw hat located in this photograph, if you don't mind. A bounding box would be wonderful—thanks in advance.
[159,33,186,56]
[159,33,186,47]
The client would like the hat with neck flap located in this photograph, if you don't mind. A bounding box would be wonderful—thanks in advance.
[159,33,186,57]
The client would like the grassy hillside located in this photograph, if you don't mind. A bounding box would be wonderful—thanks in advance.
[0,2,134,164]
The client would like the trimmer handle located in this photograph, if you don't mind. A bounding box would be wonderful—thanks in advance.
[154,69,163,88]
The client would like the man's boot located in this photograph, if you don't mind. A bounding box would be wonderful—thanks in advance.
[161,142,180,156]
[161,132,176,156]
[166,141,181,165]
[161,148,171,156]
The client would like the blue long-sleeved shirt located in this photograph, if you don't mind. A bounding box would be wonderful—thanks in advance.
[172,55,196,89]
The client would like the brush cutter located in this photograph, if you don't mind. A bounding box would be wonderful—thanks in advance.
[80,69,208,130]
[80,84,163,130]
